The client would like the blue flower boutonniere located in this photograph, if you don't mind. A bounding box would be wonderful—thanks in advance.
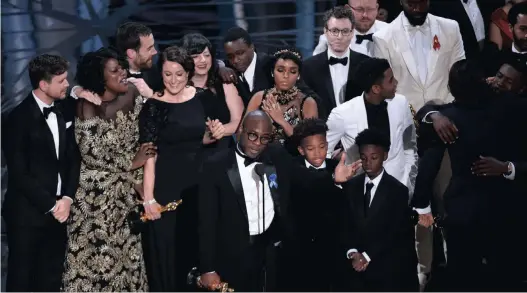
[269,173,278,189]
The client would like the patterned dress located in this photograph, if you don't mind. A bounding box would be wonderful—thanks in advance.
[62,96,148,292]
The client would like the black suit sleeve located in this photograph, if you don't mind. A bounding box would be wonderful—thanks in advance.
[365,184,412,261]
[513,162,527,181]
[5,110,56,213]
[198,163,220,273]
[411,145,446,209]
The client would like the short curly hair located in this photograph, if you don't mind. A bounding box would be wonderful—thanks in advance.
[156,46,195,96]
[29,54,69,89]
[355,128,391,153]
[76,47,128,96]
[323,5,355,28]
[292,118,328,147]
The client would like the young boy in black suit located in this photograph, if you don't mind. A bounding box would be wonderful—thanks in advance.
[334,128,418,292]
[285,118,345,291]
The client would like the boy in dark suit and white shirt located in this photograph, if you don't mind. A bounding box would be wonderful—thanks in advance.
[286,118,345,291]
[334,128,418,292]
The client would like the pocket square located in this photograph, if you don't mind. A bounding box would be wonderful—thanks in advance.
[66,122,72,129]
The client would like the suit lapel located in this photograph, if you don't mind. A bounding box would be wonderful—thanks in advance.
[386,99,398,159]
[321,52,336,109]
[350,174,367,225]
[227,152,248,219]
[263,164,281,215]
[253,55,265,92]
[29,96,58,161]
[367,174,389,223]
[394,15,423,88]
[425,15,441,86]
[356,95,369,131]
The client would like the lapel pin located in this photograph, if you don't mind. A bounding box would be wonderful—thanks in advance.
[433,35,441,51]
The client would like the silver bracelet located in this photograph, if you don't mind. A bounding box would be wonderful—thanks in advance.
[143,199,157,206]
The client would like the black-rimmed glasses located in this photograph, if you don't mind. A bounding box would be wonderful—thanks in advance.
[246,132,272,145]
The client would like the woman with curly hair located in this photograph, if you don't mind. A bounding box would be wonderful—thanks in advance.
[246,47,319,153]
[62,47,154,291]
[139,45,225,291]
[180,33,244,159]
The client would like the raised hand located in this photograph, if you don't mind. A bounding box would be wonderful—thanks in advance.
[127,77,154,99]
[75,87,102,105]
[333,153,362,183]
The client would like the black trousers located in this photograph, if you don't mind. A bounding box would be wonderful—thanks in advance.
[5,220,67,292]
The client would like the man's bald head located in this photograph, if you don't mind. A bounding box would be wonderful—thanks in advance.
[239,110,273,158]
[242,110,272,129]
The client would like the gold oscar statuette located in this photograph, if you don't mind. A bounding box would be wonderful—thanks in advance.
[140,199,183,222]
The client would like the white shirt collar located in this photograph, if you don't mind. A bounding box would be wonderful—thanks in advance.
[327,47,350,59]
[244,52,258,76]
[512,44,526,54]
[305,159,327,169]
[364,169,385,187]
[32,91,54,113]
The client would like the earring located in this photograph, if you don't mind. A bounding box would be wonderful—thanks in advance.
[271,73,274,77]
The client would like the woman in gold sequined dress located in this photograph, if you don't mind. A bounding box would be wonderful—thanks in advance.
[62,48,154,292]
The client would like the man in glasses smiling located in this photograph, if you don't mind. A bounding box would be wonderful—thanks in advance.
[197,110,295,292]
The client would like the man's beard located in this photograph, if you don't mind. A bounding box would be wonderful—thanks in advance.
[512,32,527,52]
[403,10,428,26]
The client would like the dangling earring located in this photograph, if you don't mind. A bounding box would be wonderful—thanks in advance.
[271,73,274,77]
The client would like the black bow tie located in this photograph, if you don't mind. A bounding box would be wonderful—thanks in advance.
[43,106,61,119]
[328,56,348,66]
[356,33,374,44]
[462,0,468,3]
[236,147,261,166]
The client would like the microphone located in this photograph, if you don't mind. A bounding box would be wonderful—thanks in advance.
[254,163,265,179]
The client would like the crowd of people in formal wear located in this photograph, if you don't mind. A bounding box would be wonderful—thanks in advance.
[2,0,527,292]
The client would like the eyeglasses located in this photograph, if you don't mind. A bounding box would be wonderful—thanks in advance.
[246,132,272,145]
[325,27,353,37]
[350,6,378,15]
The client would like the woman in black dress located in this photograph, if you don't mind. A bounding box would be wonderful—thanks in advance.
[139,46,225,292]
[180,33,244,159]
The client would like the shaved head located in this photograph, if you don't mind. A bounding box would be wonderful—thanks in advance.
[239,110,273,158]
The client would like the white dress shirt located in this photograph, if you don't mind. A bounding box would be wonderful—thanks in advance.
[235,152,275,235]
[461,0,485,42]
[363,169,384,207]
[403,16,432,85]
[242,52,258,92]
[313,20,389,57]
[33,92,61,196]
[305,160,327,169]
[328,48,350,106]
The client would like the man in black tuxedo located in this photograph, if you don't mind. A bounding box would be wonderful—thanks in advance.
[197,110,292,292]
[335,128,418,292]
[223,27,274,107]
[303,6,369,120]
[414,59,527,290]
[2,54,80,292]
